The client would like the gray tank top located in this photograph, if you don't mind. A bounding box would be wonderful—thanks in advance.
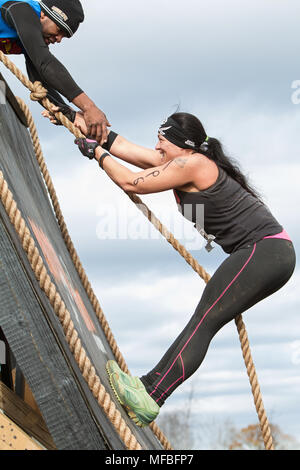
[174,167,282,254]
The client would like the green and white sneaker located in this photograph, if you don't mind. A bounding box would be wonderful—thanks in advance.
[106,360,160,427]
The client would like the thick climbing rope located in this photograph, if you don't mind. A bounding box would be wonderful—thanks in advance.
[0,50,172,450]
[0,50,274,450]
[17,98,129,374]
[16,98,171,451]
[0,170,142,450]
[125,195,275,450]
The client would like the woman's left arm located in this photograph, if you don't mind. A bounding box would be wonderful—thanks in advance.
[95,147,195,194]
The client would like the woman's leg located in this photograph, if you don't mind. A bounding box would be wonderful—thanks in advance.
[140,239,296,407]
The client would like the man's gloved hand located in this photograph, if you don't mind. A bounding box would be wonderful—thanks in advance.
[42,105,76,125]
[75,138,99,160]
[60,105,77,124]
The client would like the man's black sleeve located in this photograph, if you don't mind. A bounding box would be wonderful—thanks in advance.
[25,56,70,109]
[1,1,84,104]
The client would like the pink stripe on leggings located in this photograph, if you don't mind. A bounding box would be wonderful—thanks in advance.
[155,354,186,402]
[151,243,257,401]
[155,376,184,403]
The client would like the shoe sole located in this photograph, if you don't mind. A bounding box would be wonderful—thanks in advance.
[106,363,148,428]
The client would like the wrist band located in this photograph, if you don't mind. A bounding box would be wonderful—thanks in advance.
[101,131,118,151]
[99,152,110,169]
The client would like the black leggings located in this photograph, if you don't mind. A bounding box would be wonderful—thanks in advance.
[140,238,296,407]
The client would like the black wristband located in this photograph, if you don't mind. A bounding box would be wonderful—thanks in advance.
[101,131,118,151]
[99,152,110,169]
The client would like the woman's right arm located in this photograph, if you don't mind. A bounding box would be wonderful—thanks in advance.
[108,134,163,169]
[44,107,162,168]
[72,112,162,169]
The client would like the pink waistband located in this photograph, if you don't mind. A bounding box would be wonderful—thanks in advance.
[263,229,292,242]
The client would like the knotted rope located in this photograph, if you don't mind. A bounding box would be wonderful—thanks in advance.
[16,97,171,450]
[0,170,142,450]
[0,50,274,450]
[0,50,171,449]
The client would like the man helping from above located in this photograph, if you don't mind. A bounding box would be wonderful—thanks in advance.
[0,0,110,143]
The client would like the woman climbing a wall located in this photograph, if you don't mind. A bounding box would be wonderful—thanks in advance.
[70,111,296,428]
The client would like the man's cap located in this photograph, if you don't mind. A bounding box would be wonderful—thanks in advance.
[39,0,84,38]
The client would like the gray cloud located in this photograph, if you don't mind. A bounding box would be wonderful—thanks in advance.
[2,0,299,446]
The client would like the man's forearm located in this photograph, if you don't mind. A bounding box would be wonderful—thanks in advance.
[26,57,67,106]
[72,92,96,112]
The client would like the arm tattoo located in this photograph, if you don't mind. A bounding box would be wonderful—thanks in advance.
[133,169,162,186]
[174,157,188,168]
[162,160,173,171]
[146,170,160,178]
[132,158,187,187]
[133,176,145,186]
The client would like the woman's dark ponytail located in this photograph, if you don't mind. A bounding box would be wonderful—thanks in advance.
[171,112,262,202]
[203,137,262,201]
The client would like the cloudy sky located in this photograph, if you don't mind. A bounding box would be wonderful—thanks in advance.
[2,0,300,448]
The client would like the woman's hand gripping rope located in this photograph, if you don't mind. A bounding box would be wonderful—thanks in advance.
[75,138,99,160]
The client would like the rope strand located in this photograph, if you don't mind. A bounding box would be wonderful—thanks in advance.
[0,50,274,450]
[16,97,172,450]
[0,170,142,450]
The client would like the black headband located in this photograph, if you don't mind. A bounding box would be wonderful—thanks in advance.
[158,117,197,149]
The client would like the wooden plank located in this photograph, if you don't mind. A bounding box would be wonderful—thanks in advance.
[0,381,56,450]
[11,369,44,417]
[0,327,13,390]
[0,412,43,450]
